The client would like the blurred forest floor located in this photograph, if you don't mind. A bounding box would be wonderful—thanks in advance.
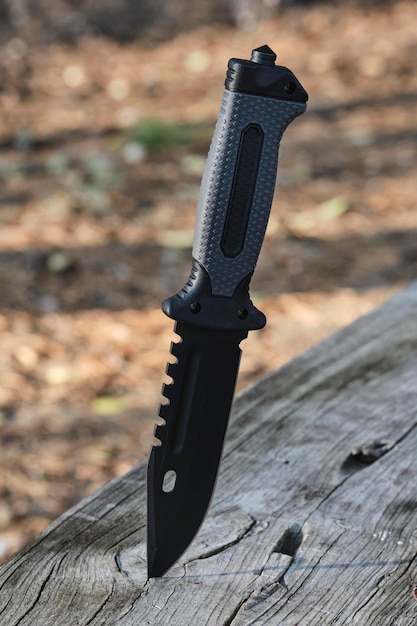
[0,1,416,562]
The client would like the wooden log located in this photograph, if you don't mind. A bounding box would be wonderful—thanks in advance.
[1,283,416,625]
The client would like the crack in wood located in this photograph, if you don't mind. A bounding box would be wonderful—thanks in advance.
[279,533,344,623]
[113,581,151,624]
[273,523,304,558]
[14,567,55,625]
[222,596,249,626]
[223,523,307,625]
[343,439,393,469]
[224,577,284,623]
[394,421,417,447]
[85,580,116,625]
[324,423,417,510]
[342,422,417,474]
[350,579,383,620]
[273,524,304,590]
[349,549,417,624]
[189,515,258,564]
[13,553,67,625]
[115,550,133,580]
[399,548,417,577]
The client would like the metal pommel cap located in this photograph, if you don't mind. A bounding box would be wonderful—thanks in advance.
[250,44,277,66]
[225,45,308,103]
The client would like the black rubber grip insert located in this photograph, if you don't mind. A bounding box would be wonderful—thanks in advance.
[220,123,264,258]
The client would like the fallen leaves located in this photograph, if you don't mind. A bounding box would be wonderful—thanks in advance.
[0,1,417,564]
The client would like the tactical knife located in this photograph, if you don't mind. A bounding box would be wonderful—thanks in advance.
[147,44,307,577]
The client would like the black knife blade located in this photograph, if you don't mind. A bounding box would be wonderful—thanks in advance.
[147,44,307,578]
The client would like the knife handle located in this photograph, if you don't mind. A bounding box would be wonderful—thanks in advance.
[163,46,307,331]
[194,89,306,297]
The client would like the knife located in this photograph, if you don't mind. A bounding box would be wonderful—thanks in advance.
[147,44,308,578]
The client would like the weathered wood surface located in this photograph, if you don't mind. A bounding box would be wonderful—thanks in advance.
[1,283,417,625]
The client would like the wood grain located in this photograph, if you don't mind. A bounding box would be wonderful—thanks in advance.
[1,283,417,625]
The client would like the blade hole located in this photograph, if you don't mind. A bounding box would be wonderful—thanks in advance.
[162,469,177,493]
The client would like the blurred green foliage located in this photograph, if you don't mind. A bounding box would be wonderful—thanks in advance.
[130,119,210,152]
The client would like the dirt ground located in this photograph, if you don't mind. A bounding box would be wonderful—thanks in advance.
[0,2,416,562]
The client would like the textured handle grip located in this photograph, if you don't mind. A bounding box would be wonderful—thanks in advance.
[193,89,306,297]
